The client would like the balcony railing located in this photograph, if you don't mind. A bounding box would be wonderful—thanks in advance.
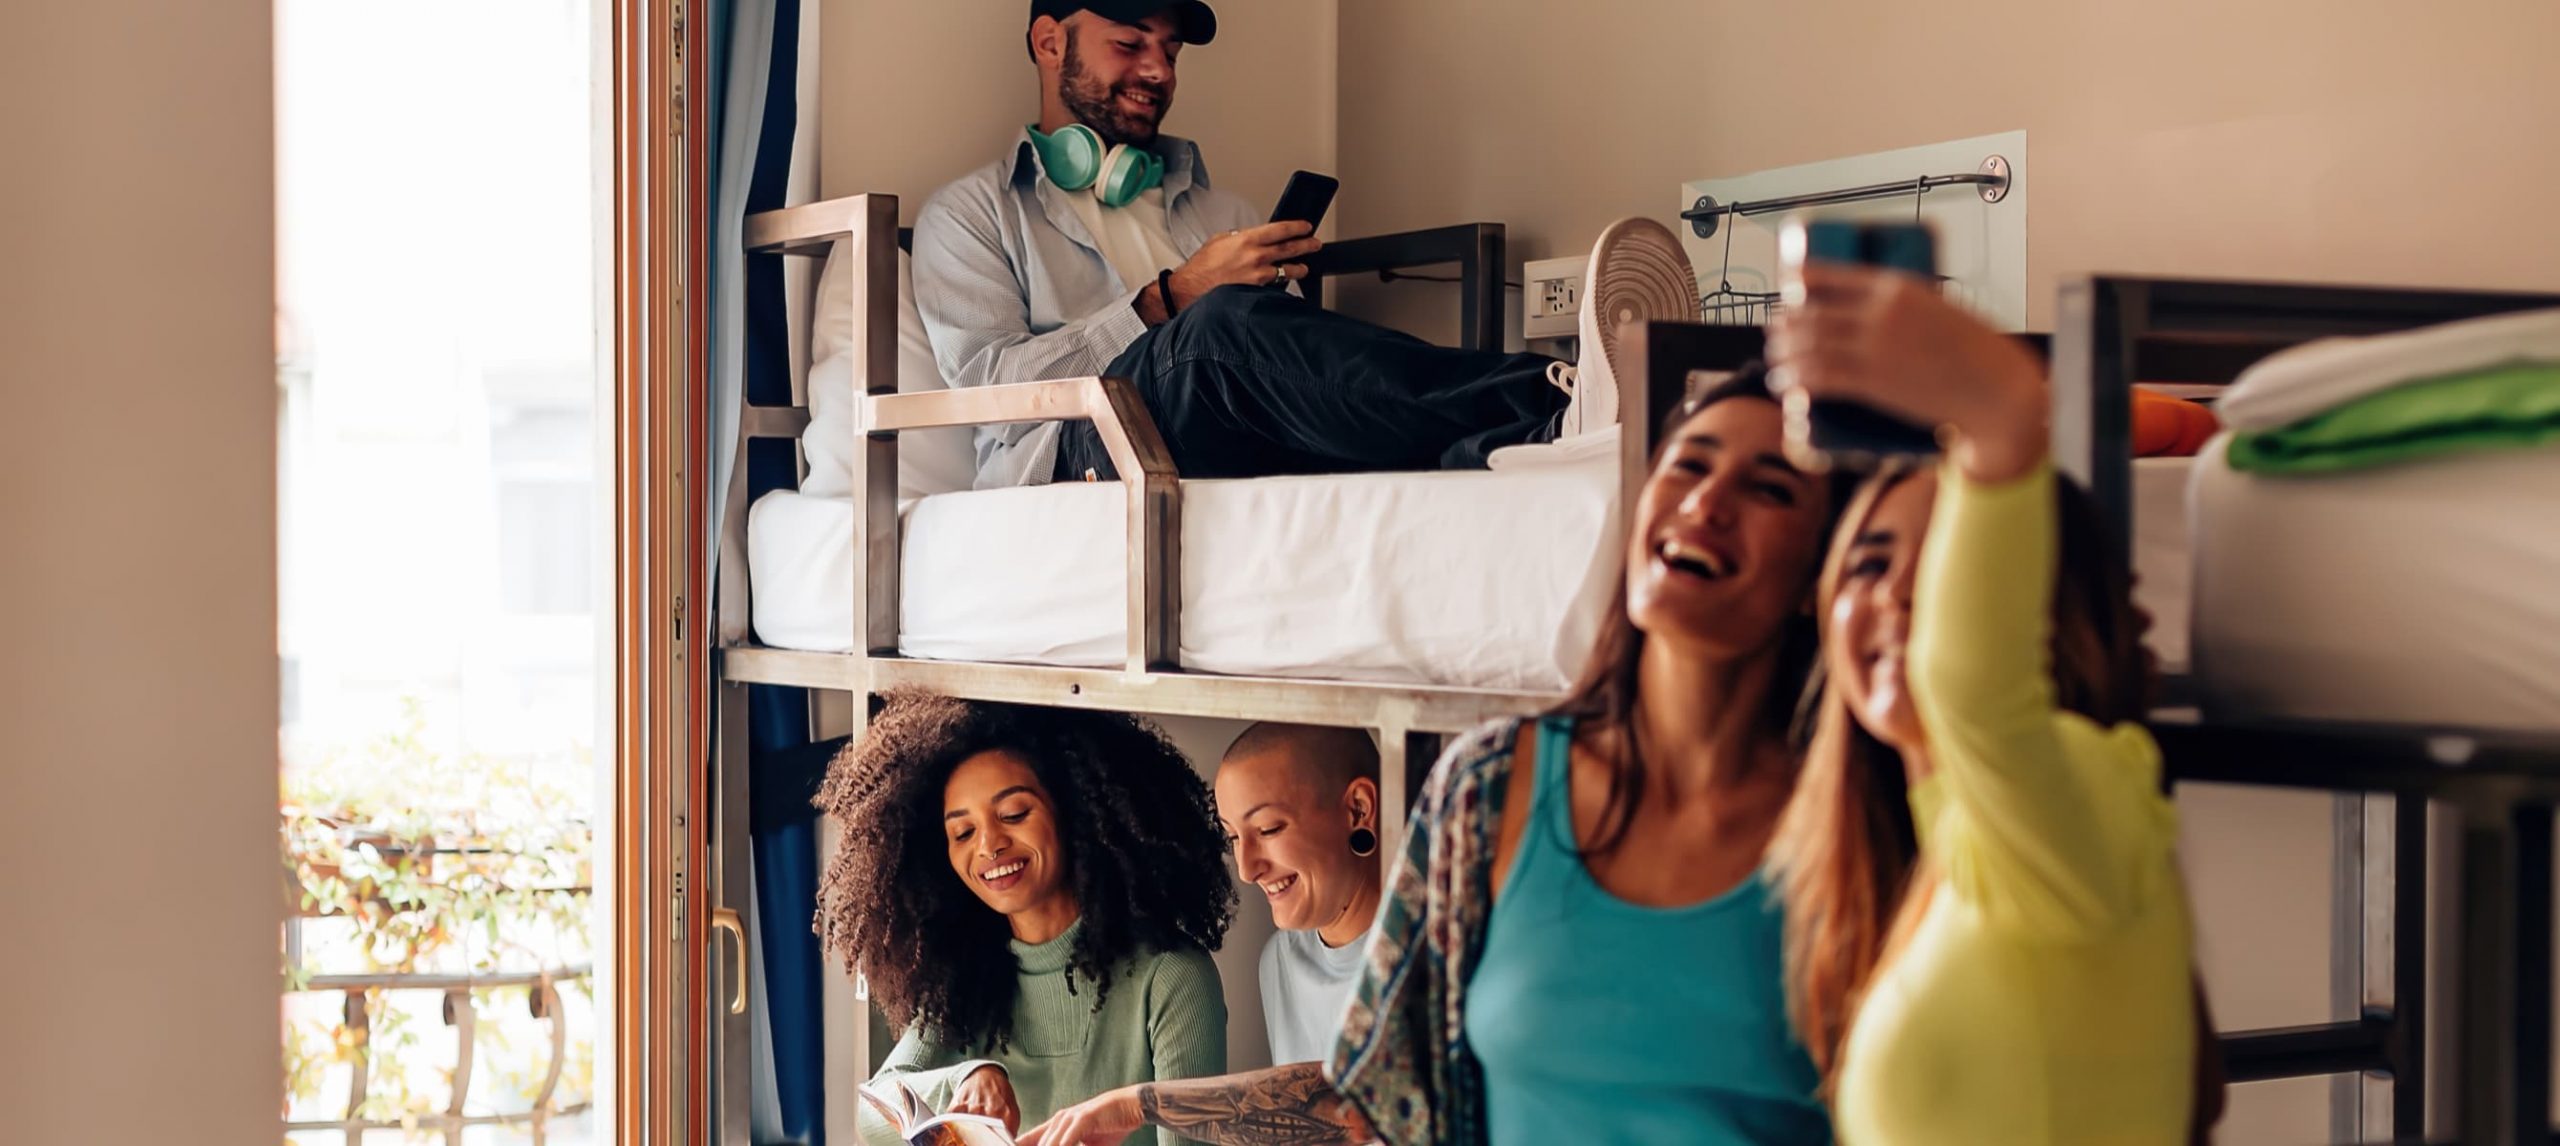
[285,920,593,1144]
[282,824,594,1145]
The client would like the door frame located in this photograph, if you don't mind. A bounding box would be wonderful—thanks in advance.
[610,0,712,1140]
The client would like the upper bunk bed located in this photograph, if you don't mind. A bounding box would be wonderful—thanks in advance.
[714,205,2208,729]
[718,193,1608,812]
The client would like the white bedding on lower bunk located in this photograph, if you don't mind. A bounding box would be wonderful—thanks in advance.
[2131,457,2198,673]
[2187,439,2560,731]
[748,459,1619,692]
[749,453,2205,693]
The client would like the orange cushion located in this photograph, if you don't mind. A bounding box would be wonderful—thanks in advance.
[2132,389,2220,457]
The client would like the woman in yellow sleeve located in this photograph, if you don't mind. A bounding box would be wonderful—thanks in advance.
[1765,264,2217,1145]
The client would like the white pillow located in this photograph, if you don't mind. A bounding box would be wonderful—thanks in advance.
[799,245,977,501]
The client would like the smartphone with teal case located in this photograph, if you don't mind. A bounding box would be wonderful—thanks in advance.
[1778,218,1944,467]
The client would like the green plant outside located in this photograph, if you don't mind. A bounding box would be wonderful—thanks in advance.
[281,703,596,1134]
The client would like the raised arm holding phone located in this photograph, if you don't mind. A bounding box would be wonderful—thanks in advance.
[1764,244,2221,1145]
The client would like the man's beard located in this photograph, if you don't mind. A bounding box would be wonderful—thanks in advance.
[1058,37,1167,148]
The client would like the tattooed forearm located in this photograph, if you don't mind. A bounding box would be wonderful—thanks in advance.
[1136,1063,1372,1146]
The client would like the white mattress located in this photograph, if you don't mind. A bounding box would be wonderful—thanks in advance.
[2187,438,2560,730]
[752,452,2200,693]
[747,459,1618,692]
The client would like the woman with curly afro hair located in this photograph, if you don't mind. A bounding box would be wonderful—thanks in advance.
[817,691,1236,1144]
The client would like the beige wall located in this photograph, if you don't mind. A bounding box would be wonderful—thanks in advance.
[821,0,1337,223]
[2,2,280,1143]
[1153,716,1280,1073]
[1339,0,2560,328]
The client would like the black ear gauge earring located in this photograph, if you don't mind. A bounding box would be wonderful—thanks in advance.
[1348,826,1378,858]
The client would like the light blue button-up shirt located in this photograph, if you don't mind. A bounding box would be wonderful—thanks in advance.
[911,130,1263,488]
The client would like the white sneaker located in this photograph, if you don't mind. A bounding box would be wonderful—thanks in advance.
[1552,218,1701,438]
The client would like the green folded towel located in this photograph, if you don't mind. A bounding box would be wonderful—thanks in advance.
[2226,361,2560,475]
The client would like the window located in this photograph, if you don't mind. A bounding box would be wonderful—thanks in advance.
[491,398,596,616]
[277,1,604,1141]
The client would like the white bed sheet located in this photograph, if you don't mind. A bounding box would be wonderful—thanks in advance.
[748,459,1619,692]
[2132,457,2198,673]
[2187,438,2560,730]
[752,452,2201,693]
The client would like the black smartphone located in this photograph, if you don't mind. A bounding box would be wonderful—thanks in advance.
[1777,218,1945,468]
[1269,171,1339,229]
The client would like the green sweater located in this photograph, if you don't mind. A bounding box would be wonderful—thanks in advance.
[861,921,1227,1146]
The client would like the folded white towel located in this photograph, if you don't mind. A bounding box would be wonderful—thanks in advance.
[2216,306,2560,433]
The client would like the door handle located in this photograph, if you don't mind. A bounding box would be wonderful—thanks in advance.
[712,907,747,1015]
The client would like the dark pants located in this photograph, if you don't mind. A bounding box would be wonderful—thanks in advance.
[1053,285,1566,481]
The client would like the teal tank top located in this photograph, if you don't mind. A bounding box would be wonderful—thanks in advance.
[1462,716,1831,1145]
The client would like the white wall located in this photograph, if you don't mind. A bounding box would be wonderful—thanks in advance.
[1,3,280,1143]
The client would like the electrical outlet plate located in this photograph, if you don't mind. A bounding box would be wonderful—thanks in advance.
[1523,255,1587,342]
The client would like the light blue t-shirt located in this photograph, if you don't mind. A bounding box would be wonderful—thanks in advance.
[1257,925,1369,1066]
[1462,716,1831,1145]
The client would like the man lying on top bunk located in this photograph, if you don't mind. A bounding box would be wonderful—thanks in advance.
[912,0,1702,486]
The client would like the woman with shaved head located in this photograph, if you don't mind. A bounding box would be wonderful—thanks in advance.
[1213,722,1386,1066]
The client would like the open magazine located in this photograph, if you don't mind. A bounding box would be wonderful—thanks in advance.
[858,1077,1016,1146]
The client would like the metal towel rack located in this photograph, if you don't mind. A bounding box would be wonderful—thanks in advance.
[1683,154,2012,238]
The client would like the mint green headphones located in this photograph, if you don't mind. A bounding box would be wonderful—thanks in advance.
[1029,123,1164,208]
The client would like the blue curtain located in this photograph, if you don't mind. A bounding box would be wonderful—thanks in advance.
[709,0,823,1139]
[750,723,836,1144]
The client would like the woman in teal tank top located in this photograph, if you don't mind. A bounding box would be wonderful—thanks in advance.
[1024,366,1849,1146]
[1463,716,1828,1144]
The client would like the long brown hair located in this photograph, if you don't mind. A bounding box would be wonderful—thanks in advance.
[1546,363,1855,856]
[1770,462,2155,1076]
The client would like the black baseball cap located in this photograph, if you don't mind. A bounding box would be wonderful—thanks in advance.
[1029,0,1217,45]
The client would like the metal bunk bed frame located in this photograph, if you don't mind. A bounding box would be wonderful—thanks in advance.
[720,193,1566,851]
[2053,275,2560,1145]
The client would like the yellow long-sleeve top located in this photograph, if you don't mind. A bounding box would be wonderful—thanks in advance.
[1831,464,2195,1146]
